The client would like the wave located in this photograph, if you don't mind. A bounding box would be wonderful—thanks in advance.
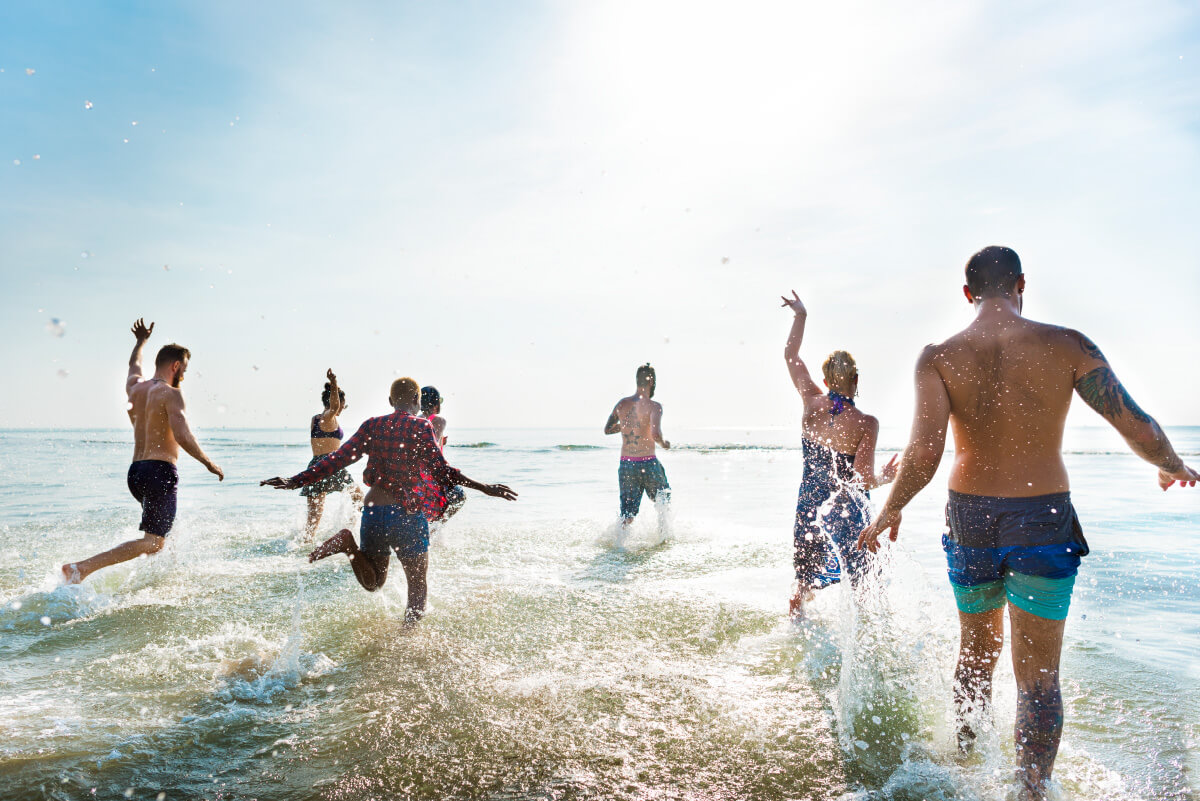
[556,444,604,451]
[450,442,497,448]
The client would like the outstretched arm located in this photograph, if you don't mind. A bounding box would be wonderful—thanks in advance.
[857,346,950,551]
[126,318,155,395]
[604,403,622,435]
[166,392,224,480]
[416,421,518,501]
[652,403,670,449]
[263,420,370,489]
[852,416,898,491]
[1072,332,1198,489]
[780,291,824,401]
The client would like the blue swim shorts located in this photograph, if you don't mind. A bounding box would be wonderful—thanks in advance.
[618,456,670,519]
[359,505,430,560]
[943,490,1089,621]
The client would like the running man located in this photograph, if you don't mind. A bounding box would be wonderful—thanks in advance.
[604,364,671,525]
[262,377,516,624]
[421,385,466,520]
[63,319,224,584]
[856,247,1199,800]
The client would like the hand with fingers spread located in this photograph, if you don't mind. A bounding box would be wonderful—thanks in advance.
[780,289,807,316]
[261,477,299,490]
[879,454,899,485]
[131,318,155,342]
[482,483,518,501]
[1158,463,1200,491]
[857,507,902,553]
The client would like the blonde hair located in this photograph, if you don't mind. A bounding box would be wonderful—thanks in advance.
[389,377,421,408]
[822,351,858,396]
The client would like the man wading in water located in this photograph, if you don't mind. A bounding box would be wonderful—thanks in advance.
[857,246,1199,800]
[262,377,516,624]
[63,319,224,583]
[604,364,671,527]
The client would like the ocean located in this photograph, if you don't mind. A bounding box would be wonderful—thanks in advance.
[1,425,1197,800]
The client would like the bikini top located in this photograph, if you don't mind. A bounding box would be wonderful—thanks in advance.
[310,414,343,440]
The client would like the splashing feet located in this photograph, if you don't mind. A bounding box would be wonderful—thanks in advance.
[309,529,355,563]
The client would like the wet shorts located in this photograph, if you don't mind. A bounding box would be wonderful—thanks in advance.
[127,459,179,537]
[943,490,1089,621]
[618,456,670,519]
[359,505,430,560]
[298,454,356,497]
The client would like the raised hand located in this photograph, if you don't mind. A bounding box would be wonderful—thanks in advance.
[880,454,899,484]
[1158,463,1200,491]
[780,289,807,316]
[484,483,518,501]
[327,368,337,384]
[131,318,155,342]
[261,477,299,490]
[857,507,902,553]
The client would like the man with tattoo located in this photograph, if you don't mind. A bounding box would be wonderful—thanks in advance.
[856,246,1198,800]
[604,364,671,526]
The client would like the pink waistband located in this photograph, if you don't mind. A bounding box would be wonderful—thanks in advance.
[621,455,657,463]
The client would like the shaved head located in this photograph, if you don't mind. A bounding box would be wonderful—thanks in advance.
[965,246,1023,299]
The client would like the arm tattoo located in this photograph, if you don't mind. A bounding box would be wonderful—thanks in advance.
[1075,366,1152,423]
[1078,334,1106,362]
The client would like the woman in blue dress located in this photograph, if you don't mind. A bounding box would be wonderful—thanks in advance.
[781,290,898,616]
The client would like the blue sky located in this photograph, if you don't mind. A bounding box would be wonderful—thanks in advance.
[2,0,1198,434]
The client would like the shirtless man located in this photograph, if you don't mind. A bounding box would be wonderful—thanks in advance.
[604,364,671,525]
[262,377,516,624]
[63,319,224,584]
[856,247,1199,800]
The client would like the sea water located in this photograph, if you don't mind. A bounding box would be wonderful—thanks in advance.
[0,426,1196,800]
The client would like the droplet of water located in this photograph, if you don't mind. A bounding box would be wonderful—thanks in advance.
[41,616,52,626]
[124,789,134,798]
[32,154,40,160]
[57,369,69,379]
[84,100,94,109]
[46,318,67,337]
[25,68,35,75]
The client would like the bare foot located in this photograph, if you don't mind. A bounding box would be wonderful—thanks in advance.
[788,587,813,619]
[309,529,356,563]
[61,563,82,585]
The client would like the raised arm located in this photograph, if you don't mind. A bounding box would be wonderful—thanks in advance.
[780,291,824,401]
[1071,332,1198,490]
[126,318,155,395]
[852,416,898,491]
[166,391,223,480]
[857,345,951,551]
[318,368,343,429]
[604,402,622,435]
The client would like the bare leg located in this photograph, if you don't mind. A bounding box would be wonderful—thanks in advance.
[788,583,814,618]
[397,553,428,625]
[1009,604,1067,800]
[63,533,165,584]
[954,605,1005,752]
[304,495,325,540]
[308,529,390,591]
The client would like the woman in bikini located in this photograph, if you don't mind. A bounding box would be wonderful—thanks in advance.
[301,369,363,538]
[781,290,898,616]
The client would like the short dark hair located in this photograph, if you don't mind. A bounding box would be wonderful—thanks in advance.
[965,246,1022,298]
[635,363,656,397]
[155,343,191,368]
[321,382,347,409]
[420,386,442,413]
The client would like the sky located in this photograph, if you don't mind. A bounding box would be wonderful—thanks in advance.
[2,0,1198,434]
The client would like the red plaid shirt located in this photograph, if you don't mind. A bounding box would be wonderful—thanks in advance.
[291,411,462,517]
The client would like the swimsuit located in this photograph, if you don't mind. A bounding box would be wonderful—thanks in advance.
[310,415,343,440]
[618,455,670,519]
[301,415,353,497]
[793,439,871,590]
[127,460,179,536]
[358,505,430,559]
[942,490,1089,621]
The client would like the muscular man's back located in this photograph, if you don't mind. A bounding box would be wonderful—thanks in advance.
[615,396,660,458]
[932,317,1083,497]
[129,380,180,464]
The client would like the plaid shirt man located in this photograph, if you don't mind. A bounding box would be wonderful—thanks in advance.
[290,411,462,518]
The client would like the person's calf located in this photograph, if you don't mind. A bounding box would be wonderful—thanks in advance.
[1014,675,1063,799]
